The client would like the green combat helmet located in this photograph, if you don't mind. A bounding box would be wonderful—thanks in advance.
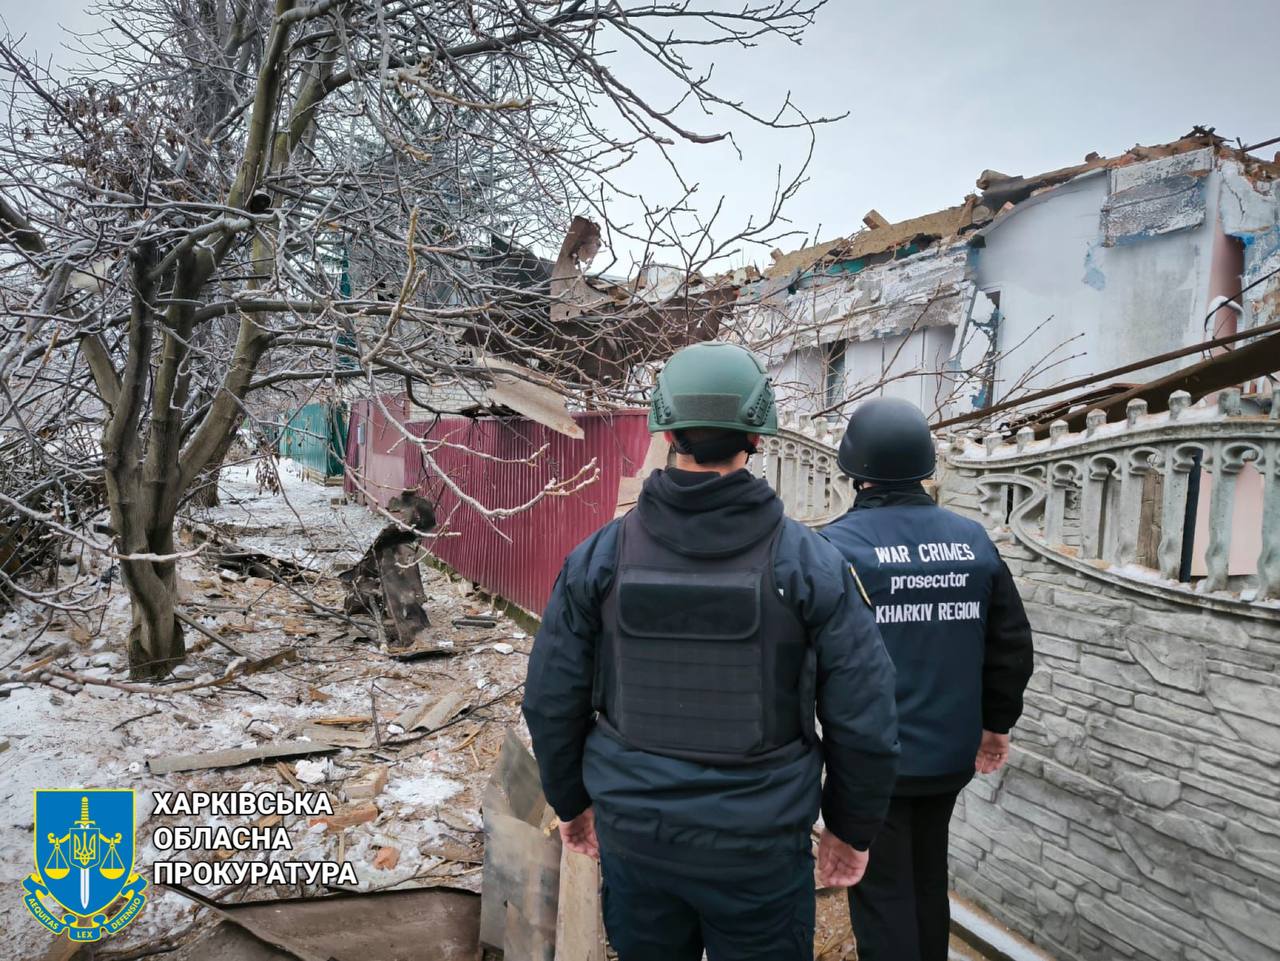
[647,342,779,436]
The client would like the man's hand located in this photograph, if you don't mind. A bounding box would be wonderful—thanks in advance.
[975,729,1010,774]
[817,828,869,887]
[557,807,600,860]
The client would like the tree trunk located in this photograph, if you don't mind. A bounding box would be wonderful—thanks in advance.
[189,466,221,507]
[125,560,185,679]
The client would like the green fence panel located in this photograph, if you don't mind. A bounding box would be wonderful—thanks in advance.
[278,402,348,477]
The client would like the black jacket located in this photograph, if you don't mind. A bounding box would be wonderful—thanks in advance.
[821,483,1034,796]
[523,468,900,871]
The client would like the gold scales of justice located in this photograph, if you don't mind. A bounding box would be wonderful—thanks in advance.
[44,796,126,912]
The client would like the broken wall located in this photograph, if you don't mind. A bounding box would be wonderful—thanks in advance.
[975,164,1217,396]
[741,245,983,419]
[937,465,1280,961]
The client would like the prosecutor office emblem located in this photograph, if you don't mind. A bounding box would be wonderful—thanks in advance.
[23,790,148,942]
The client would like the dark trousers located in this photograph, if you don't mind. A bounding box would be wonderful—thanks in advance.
[848,791,960,961]
[600,849,815,961]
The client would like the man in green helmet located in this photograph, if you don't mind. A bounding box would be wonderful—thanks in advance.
[523,342,900,961]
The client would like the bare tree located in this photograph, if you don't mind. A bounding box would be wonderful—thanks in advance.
[0,1,831,677]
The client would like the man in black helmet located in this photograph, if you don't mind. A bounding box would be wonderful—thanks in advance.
[522,342,901,961]
[820,396,1035,961]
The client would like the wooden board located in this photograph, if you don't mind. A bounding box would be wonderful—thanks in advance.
[148,741,337,775]
[554,847,605,961]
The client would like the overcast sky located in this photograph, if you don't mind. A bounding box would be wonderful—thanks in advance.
[5,1,1278,270]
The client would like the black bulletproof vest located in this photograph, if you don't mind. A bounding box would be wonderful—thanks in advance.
[823,504,1000,777]
[595,510,813,766]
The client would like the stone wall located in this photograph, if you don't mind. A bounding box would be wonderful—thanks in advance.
[939,467,1280,961]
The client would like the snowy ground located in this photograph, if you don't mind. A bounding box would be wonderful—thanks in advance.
[0,462,532,959]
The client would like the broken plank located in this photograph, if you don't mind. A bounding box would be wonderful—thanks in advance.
[309,715,370,726]
[389,641,455,662]
[299,722,374,749]
[555,846,605,961]
[396,690,467,733]
[422,842,484,865]
[149,741,337,776]
[452,616,498,628]
[276,761,307,793]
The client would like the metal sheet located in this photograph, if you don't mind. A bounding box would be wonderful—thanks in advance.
[403,410,651,615]
[170,884,481,961]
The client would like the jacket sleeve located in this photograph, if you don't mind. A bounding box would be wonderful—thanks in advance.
[982,560,1035,734]
[780,525,899,850]
[521,522,618,821]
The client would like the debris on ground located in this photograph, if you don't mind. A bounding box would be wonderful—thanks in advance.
[338,491,438,649]
[0,461,876,960]
[0,463,529,959]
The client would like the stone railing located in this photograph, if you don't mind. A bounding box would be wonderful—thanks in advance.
[753,418,855,527]
[945,389,1280,617]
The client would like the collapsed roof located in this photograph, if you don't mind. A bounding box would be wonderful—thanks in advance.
[759,126,1280,284]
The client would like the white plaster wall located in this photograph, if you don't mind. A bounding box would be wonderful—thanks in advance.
[769,345,824,418]
[975,170,1219,396]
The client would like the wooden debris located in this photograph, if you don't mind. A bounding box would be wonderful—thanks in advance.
[281,618,318,637]
[389,642,455,662]
[310,715,369,726]
[305,687,332,703]
[372,846,401,871]
[481,730,561,955]
[310,801,378,832]
[396,690,467,733]
[346,766,389,801]
[148,740,337,776]
[276,761,307,793]
[452,616,498,628]
[0,737,9,753]
[299,722,373,749]
[555,846,606,961]
[193,529,313,583]
[422,842,484,865]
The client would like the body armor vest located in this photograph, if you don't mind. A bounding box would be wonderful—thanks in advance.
[595,510,813,766]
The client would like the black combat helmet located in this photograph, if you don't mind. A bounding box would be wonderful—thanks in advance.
[837,397,936,484]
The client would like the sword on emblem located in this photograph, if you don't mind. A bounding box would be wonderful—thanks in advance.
[69,796,101,910]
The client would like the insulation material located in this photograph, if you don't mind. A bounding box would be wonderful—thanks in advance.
[1101,149,1213,247]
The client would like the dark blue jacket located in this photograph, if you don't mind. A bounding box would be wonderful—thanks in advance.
[523,467,900,872]
[821,484,1034,795]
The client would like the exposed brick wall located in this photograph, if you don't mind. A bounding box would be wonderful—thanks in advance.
[939,466,1280,961]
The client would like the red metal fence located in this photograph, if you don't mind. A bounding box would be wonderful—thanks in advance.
[345,396,410,507]
[346,400,652,615]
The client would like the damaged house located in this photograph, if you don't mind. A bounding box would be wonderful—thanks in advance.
[736,128,1280,423]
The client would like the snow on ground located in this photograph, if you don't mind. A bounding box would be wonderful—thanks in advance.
[193,460,388,573]
[0,464,532,958]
